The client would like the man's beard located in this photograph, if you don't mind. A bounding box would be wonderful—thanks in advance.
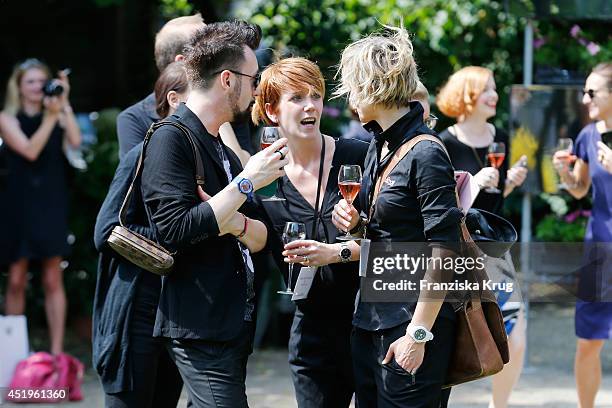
[229,80,252,124]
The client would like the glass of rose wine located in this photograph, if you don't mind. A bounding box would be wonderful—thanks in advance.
[337,164,362,241]
[278,222,307,295]
[260,127,286,202]
[485,142,505,193]
[555,138,575,190]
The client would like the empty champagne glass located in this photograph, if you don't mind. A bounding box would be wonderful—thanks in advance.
[555,138,575,190]
[260,127,286,202]
[337,164,362,241]
[278,222,306,295]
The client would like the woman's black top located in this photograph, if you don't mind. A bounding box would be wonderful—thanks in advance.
[439,126,509,214]
[263,138,369,317]
[354,102,464,331]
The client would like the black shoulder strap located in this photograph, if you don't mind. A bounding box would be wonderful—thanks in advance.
[118,121,205,227]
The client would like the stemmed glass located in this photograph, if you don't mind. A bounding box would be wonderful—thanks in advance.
[555,138,575,190]
[485,142,506,193]
[337,164,362,241]
[278,222,306,295]
[260,127,286,202]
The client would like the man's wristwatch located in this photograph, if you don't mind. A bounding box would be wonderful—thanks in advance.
[232,177,254,202]
[338,243,351,263]
[406,324,434,343]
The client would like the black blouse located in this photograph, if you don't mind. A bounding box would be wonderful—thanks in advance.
[354,102,463,331]
[439,126,509,215]
[262,138,369,317]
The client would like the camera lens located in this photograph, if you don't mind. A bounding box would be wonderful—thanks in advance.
[42,80,63,97]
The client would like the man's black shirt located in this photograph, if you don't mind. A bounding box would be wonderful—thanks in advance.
[141,103,264,341]
[117,93,159,160]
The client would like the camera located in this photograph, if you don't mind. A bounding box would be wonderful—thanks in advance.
[42,80,64,97]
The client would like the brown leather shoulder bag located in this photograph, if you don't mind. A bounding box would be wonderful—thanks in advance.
[107,121,205,276]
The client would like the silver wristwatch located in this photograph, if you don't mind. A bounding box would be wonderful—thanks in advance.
[338,243,351,263]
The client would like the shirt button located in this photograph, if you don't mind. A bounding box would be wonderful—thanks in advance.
[322,239,327,243]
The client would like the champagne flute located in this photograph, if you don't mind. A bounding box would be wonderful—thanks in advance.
[485,142,505,193]
[555,138,575,190]
[278,222,307,295]
[260,127,286,202]
[337,164,362,241]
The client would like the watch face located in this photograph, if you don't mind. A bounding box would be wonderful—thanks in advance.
[238,179,253,194]
[414,329,426,341]
[340,248,351,259]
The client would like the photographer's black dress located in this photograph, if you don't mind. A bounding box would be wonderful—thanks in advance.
[0,112,70,263]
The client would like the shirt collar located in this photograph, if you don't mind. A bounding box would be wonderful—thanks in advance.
[171,103,214,142]
[363,101,427,151]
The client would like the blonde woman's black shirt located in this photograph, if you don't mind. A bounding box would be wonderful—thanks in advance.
[354,102,463,331]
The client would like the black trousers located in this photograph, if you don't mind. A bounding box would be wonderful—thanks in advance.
[289,308,354,408]
[105,280,183,408]
[351,317,455,408]
[166,322,254,408]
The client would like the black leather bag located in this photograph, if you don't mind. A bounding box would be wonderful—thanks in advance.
[465,208,517,258]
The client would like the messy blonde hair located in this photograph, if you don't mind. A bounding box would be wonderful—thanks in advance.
[333,24,419,110]
[3,58,51,116]
[436,66,493,119]
[252,57,325,125]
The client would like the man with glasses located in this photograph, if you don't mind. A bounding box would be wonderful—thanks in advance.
[140,20,290,407]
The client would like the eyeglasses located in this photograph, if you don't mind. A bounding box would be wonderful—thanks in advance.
[582,88,610,99]
[425,113,438,130]
[212,69,260,89]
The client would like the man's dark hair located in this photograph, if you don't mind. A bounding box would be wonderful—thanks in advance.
[184,20,262,90]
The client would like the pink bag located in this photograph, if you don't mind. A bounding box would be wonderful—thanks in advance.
[6,352,84,403]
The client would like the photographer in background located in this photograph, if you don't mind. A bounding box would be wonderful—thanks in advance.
[0,58,81,355]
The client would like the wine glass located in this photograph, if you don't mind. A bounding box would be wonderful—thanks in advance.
[260,127,286,202]
[485,142,505,193]
[337,164,362,241]
[555,138,575,190]
[278,222,306,295]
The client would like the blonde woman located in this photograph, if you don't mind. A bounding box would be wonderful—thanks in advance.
[0,58,81,355]
[436,66,527,408]
[332,26,463,407]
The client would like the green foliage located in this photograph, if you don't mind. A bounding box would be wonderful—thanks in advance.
[160,0,195,19]
[65,109,120,317]
[533,21,612,71]
[238,0,526,131]
[534,214,586,242]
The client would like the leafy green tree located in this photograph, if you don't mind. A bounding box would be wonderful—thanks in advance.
[238,0,526,129]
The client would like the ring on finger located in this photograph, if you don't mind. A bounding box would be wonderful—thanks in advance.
[276,150,285,160]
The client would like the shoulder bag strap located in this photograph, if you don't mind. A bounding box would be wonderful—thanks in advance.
[368,134,449,223]
[117,121,205,227]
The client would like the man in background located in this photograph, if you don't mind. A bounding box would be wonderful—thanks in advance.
[117,13,204,159]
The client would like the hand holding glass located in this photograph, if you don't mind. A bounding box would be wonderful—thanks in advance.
[485,142,505,193]
[337,165,362,241]
[278,222,306,295]
[260,127,286,202]
[555,138,576,189]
